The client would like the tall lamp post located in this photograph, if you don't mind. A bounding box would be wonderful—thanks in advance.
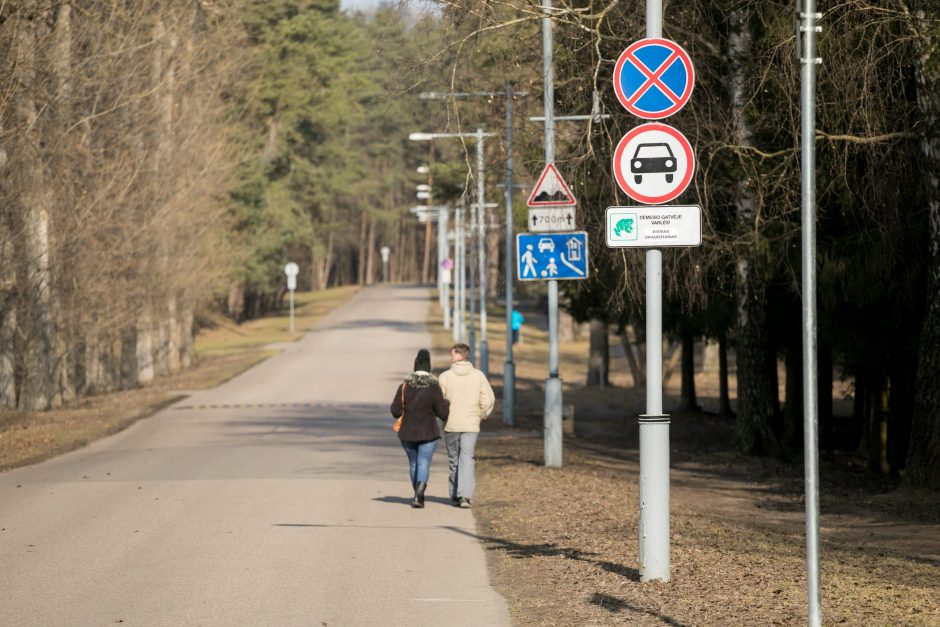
[420,89,527,388]
[409,130,496,364]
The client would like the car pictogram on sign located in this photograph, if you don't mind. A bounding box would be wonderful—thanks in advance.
[613,122,695,205]
[538,238,556,253]
[631,143,677,184]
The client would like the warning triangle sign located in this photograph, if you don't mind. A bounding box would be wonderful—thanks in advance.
[527,163,577,207]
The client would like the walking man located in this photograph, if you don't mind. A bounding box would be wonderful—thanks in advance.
[439,343,495,508]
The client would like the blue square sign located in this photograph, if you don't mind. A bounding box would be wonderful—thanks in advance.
[516,232,589,281]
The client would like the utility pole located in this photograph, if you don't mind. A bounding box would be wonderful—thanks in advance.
[800,2,823,625]
[541,0,563,468]
[503,82,516,426]
[454,201,465,343]
[419,92,526,383]
[476,128,489,375]
[422,143,434,284]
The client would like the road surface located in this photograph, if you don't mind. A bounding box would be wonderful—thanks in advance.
[0,285,510,626]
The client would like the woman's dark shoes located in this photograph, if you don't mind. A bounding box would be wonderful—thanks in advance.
[412,482,427,508]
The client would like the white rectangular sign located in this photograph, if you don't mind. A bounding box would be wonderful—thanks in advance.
[527,206,576,232]
[605,205,701,248]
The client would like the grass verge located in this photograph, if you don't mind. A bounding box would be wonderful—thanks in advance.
[428,293,940,626]
[0,286,359,472]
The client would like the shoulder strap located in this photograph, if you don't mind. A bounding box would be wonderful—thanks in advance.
[400,384,405,417]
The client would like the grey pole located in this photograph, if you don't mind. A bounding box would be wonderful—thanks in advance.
[541,0,563,468]
[638,0,670,583]
[503,82,516,426]
[454,203,464,343]
[440,207,451,330]
[289,289,295,334]
[469,196,477,364]
[477,128,489,376]
[800,4,823,626]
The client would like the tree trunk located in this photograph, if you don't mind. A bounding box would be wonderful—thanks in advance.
[366,215,377,285]
[586,318,609,386]
[179,300,195,369]
[677,329,699,411]
[784,339,803,448]
[818,343,833,448]
[888,364,914,477]
[11,8,55,410]
[136,313,155,386]
[730,6,780,456]
[486,208,500,298]
[906,0,940,489]
[718,329,733,418]
[0,215,16,408]
[357,212,368,285]
[735,259,780,455]
[619,324,644,389]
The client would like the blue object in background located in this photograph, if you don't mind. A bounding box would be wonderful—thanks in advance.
[516,232,589,281]
[511,310,525,331]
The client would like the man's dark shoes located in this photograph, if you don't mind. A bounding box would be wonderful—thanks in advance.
[412,482,427,508]
[458,497,471,509]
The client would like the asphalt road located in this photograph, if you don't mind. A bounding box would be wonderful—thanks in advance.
[0,285,510,627]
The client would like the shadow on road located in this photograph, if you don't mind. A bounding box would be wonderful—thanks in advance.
[373,495,455,507]
[442,525,641,583]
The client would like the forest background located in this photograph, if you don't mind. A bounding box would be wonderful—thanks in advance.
[0,0,938,489]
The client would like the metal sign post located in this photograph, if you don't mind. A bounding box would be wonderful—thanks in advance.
[609,0,702,583]
[800,4,823,625]
[504,82,517,426]
[284,262,299,334]
[476,128,489,376]
[380,246,390,283]
[540,0,563,468]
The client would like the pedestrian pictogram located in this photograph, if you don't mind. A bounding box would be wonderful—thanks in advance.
[613,123,695,205]
[526,163,577,207]
[516,232,589,281]
[613,38,695,120]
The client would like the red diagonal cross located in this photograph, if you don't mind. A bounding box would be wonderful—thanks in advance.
[625,49,683,108]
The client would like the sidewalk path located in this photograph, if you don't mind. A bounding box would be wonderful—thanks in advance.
[0,285,510,627]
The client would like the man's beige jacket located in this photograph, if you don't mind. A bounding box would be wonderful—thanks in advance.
[439,360,495,433]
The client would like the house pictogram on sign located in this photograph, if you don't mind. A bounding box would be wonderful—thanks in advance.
[527,163,577,207]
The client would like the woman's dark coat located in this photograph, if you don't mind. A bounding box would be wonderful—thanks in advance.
[390,372,449,442]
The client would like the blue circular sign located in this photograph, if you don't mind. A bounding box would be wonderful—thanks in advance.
[614,38,695,120]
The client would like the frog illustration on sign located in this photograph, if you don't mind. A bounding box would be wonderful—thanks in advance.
[615,218,634,237]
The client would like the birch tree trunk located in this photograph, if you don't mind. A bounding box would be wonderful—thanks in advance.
[907,1,940,488]
[0,209,16,408]
[730,7,780,455]
[11,5,55,410]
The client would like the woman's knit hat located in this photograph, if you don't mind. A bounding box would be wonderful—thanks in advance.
[414,349,431,373]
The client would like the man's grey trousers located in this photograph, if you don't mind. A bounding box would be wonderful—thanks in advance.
[444,432,479,499]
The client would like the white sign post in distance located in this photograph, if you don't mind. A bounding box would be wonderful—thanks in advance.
[284,262,299,333]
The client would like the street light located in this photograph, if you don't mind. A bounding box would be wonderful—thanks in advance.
[409,129,495,370]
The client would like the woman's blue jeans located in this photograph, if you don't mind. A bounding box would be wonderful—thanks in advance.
[401,439,438,487]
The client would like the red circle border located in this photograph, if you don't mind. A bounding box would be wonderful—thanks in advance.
[612,123,695,204]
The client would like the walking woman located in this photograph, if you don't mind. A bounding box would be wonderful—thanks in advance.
[390,349,449,508]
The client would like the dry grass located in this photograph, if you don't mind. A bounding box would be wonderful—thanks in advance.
[429,293,940,626]
[0,287,359,472]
